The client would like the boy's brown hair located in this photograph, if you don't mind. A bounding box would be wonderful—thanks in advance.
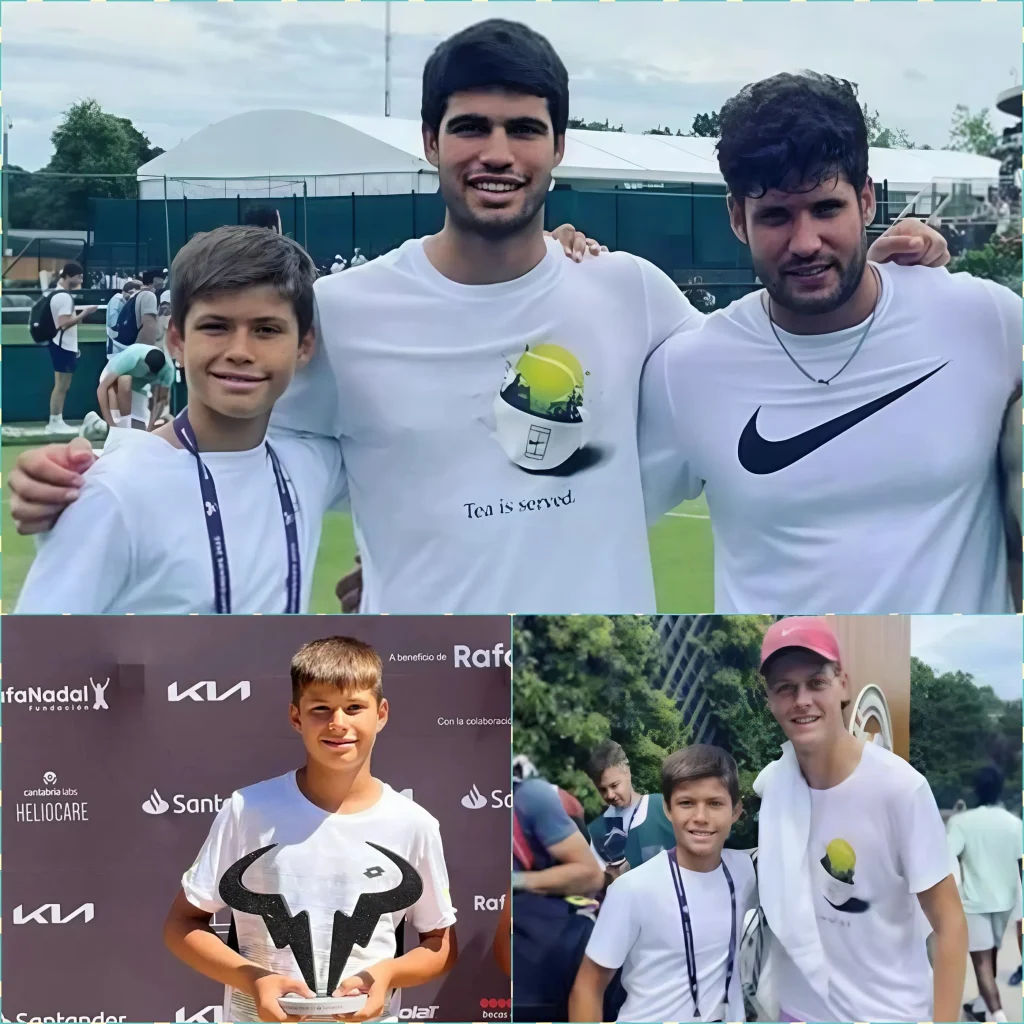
[661,744,741,806]
[169,225,318,338]
[290,636,383,706]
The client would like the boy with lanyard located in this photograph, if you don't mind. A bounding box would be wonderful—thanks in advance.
[14,226,344,614]
[164,636,458,1023]
[754,616,967,1022]
[97,342,176,431]
[570,745,757,1023]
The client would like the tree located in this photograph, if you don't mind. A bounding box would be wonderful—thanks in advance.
[949,231,1022,290]
[861,104,915,149]
[688,111,721,138]
[643,125,675,136]
[908,657,1021,808]
[947,105,998,157]
[7,100,162,229]
[567,117,624,133]
[687,616,782,848]
[513,615,690,819]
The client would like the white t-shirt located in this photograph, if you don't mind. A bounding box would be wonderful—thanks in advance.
[182,775,457,1024]
[586,848,756,1022]
[135,287,159,327]
[49,288,77,351]
[639,263,1021,612]
[15,428,343,614]
[947,804,1024,914]
[270,236,702,613]
[775,743,953,1022]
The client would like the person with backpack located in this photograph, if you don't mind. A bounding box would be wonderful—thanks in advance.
[512,761,603,1023]
[30,261,97,434]
[109,268,164,355]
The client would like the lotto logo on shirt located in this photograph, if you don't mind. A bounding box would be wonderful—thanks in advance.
[493,343,595,472]
[1,680,111,712]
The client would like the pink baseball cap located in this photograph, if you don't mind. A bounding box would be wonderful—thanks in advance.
[760,617,841,672]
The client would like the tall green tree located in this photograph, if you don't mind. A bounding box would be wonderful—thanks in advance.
[687,615,781,848]
[7,100,163,230]
[861,104,915,149]
[947,104,998,156]
[513,615,689,818]
[688,111,721,138]
[908,657,1021,808]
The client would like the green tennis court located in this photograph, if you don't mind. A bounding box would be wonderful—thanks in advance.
[1,442,713,612]
[3,323,109,345]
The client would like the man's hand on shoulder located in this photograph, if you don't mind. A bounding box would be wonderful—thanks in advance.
[9,438,97,534]
[546,223,609,262]
[868,218,950,268]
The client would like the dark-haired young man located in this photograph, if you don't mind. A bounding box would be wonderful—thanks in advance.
[45,261,98,434]
[754,617,967,1022]
[641,72,1021,613]
[949,766,1023,1023]
[9,28,948,614]
[110,268,165,353]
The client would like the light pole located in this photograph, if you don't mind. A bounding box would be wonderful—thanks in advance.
[384,0,392,118]
[2,116,11,267]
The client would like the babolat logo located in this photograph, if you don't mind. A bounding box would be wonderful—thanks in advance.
[453,643,511,668]
[397,1007,440,1020]
[167,681,250,702]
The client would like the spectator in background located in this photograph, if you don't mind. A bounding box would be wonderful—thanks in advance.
[109,269,164,354]
[243,206,282,233]
[586,740,676,886]
[350,247,368,266]
[331,254,348,274]
[949,766,1023,1023]
[106,279,141,357]
[45,261,97,435]
[513,759,603,1023]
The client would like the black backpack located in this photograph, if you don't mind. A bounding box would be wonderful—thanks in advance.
[29,290,62,344]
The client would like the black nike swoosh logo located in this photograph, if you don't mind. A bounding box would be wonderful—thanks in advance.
[738,363,948,475]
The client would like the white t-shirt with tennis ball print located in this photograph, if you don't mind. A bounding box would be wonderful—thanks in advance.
[270,236,703,614]
[774,742,954,1023]
[183,774,457,1024]
[639,262,1021,613]
[585,847,757,1022]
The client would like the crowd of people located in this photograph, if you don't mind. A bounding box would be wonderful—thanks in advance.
[513,618,1022,1024]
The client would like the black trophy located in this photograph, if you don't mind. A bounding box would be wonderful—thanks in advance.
[219,843,423,1019]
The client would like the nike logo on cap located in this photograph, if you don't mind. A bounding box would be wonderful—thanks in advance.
[738,363,947,475]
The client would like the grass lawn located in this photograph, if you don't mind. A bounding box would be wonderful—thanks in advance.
[2,443,712,612]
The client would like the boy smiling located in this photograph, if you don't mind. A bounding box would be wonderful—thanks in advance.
[570,746,757,1022]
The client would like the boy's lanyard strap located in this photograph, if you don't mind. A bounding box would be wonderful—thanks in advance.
[666,849,737,1022]
[173,409,301,613]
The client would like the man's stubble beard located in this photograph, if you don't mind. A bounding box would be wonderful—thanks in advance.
[756,228,869,317]
[442,171,551,242]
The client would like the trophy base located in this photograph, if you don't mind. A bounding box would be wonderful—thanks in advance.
[279,993,368,1019]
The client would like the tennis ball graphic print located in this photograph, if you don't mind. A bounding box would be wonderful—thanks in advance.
[493,343,592,470]
[820,837,870,913]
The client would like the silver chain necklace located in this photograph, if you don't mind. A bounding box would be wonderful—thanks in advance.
[766,265,881,386]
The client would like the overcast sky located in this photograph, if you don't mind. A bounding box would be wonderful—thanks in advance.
[911,616,1022,701]
[3,2,1021,171]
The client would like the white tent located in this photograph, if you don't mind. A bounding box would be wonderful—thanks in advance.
[138,108,1001,200]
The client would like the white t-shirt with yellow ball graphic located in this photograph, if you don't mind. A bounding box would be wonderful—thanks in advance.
[271,236,703,613]
[775,742,955,1023]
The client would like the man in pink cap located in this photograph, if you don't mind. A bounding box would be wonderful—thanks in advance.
[753,617,967,1023]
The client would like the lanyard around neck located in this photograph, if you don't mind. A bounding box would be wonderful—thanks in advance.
[172,409,301,613]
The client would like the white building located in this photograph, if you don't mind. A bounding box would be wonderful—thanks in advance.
[138,109,1001,204]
